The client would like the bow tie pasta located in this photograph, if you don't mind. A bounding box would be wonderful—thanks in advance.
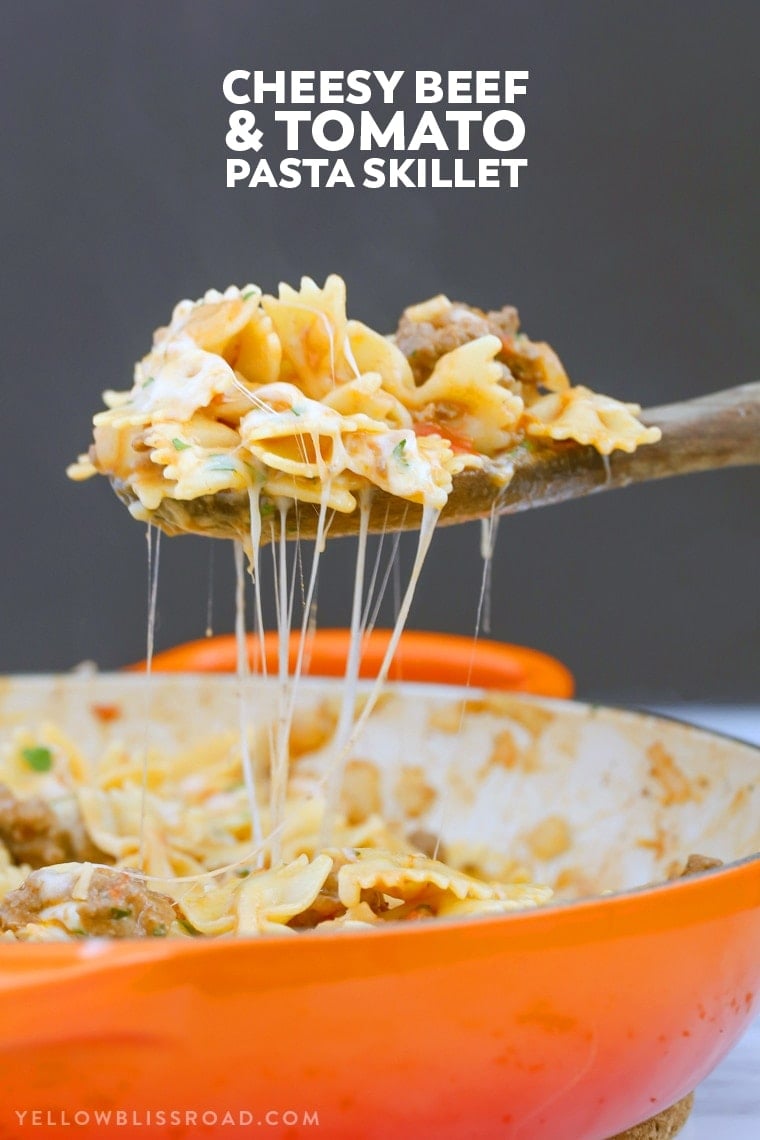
[68,276,660,526]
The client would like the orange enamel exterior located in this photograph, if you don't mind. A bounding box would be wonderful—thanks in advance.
[1,864,758,1139]
[0,645,757,1139]
[127,628,576,698]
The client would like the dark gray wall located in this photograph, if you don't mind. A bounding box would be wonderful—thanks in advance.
[2,0,758,700]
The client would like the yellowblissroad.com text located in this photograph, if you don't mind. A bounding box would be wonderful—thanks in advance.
[11,1108,320,1129]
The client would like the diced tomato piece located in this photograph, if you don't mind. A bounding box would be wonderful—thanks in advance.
[91,703,122,724]
[412,421,474,454]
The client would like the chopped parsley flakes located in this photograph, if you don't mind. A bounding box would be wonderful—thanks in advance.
[21,746,53,772]
[206,455,238,472]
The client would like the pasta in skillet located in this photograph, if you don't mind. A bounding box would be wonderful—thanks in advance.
[0,723,549,941]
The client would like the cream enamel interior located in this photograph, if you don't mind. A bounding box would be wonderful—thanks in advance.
[1,675,757,904]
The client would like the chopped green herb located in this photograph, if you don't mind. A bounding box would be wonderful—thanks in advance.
[392,439,409,465]
[235,869,251,878]
[243,461,266,485]
[142,376,155,388]
[206,455,238,473]
[110,907,132,920]
[21,746,53,773]
[172,437,190,451]
[259,500,275,517]
[291,405,303,417]
[151,924,168,937]
[178,917,200,937]
[242,289,257,301]
[506,438,538,459]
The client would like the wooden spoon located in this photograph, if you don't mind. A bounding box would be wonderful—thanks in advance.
[115,382,760,541]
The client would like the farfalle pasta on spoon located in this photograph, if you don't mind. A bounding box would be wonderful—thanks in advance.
[68,274,661,536]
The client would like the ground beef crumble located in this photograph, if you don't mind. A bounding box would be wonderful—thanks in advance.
[0,864,176,938]
[395,301,519,383]
[393,297,568,395]
[676,853,724,877]
[0,782,108,870]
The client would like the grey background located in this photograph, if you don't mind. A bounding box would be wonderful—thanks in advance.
[2,0,757,700]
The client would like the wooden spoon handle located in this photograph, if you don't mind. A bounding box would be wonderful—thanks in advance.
[638,381,760,472]
[487,381,760,520]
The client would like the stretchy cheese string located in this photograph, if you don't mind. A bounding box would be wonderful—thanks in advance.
[138,525,161,871]
[234,539,262,848]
